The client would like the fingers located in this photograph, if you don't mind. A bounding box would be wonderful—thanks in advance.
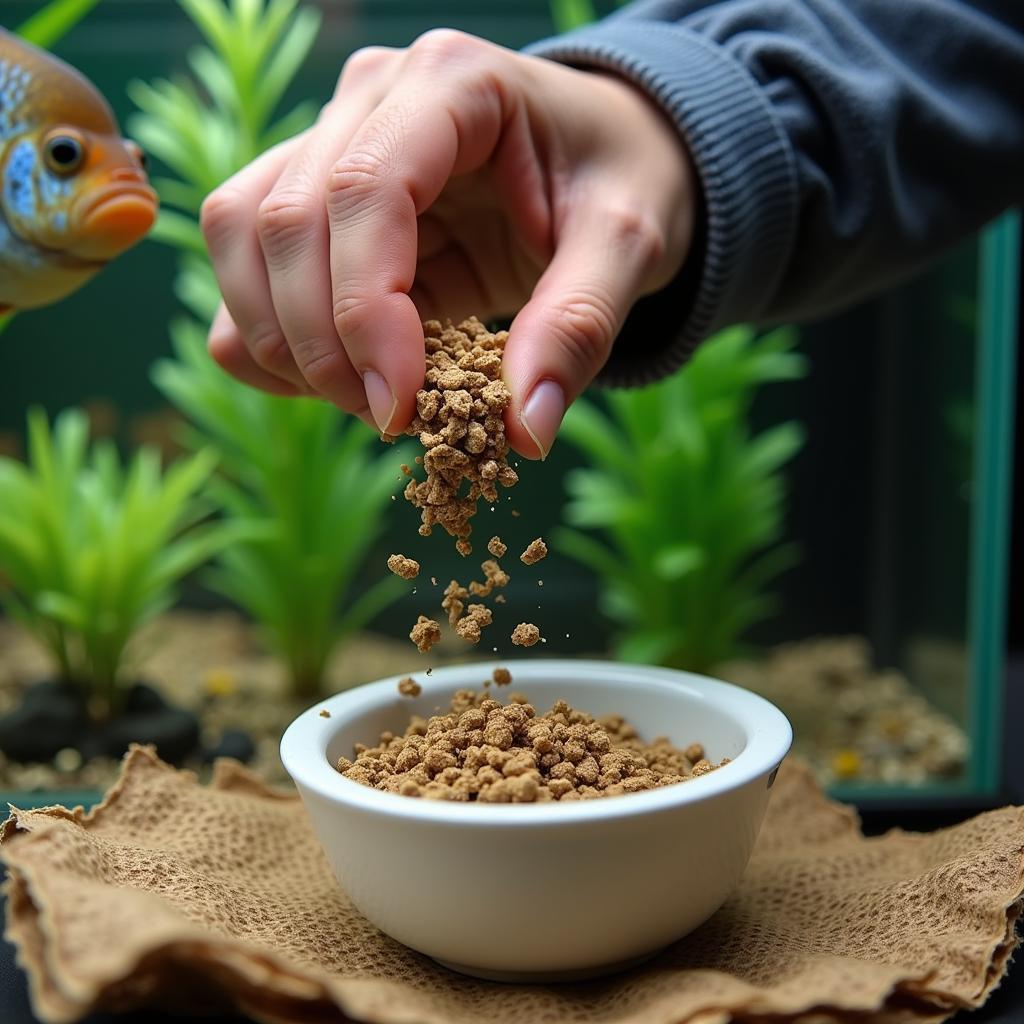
[206,304,303,396]
[502,203,668,459]
[255,92,388,412]
[325,31,511,433]
[202,44,400,406]
[201,136,307,391]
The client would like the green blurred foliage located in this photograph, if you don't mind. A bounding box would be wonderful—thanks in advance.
[14,0,102,49]
[154,321,410,698]
[0,409,242,712]
[558,326,807,672]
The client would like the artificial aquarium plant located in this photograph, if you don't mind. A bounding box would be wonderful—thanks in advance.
[154,322,409,698]
[558,325,807,673]
[0,409,242,762]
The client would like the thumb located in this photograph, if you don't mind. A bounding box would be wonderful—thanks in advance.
[502,206,664,459]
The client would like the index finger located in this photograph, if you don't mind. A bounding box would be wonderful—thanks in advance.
[325,31,510,433]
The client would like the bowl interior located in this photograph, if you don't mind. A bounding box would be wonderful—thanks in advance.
[323,664,752,770]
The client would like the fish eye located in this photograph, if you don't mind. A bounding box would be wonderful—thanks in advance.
[44,134,85,175]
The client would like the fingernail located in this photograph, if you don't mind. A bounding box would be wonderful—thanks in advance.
[520,379,565,461]
[362,370,397,434]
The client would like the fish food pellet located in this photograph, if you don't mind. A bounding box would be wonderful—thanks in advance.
[334,679,725,802]
[469,559,510,598]
[387,553,420,580]
[398,677,422,698]
[493,667,512,686]
[410,616,442,653]
[319,709,331,718]
[511,622,541,647]
[455,603,493,644]
[395,318,518,556]
[487,535,507,558]
[520,537,547,565]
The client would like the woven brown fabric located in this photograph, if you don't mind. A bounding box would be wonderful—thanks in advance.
[2,746,1021,1024]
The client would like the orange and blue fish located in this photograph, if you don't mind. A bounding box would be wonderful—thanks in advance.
[0,28,157,313]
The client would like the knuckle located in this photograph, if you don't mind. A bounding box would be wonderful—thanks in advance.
[247,322,291,372]
[552,292,617,375]
[200,187,244,248]
[340,45,392,83]
[326,148,391,204]
[299,345,347,392]
[606,206,666,276]
[256,191,316,251]
[408,28,480,67]
[332,295,374,342]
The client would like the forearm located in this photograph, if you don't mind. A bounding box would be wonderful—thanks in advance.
[527,0,1024,384]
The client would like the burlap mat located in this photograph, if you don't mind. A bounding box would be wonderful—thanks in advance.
[2,746,1022,1024]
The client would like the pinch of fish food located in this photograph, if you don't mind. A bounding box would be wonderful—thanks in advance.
[511,623,541,647]
[481,380,512,410]
[387,554,420,580]
[443,389,473,419]
[400,318,519,552]
[416,390,441,421]
[520,538,548,565]
[465,421,488,454]
[442,417,469,445]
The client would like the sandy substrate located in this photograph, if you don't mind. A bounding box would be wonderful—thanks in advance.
[0,612,444,793]
[719,636,968,786]
[0,615,968,794]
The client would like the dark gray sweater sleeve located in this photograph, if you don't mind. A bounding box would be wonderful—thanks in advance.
[526,0,1024,385]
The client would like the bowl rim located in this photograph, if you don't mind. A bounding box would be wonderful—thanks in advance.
[280,659,792,826]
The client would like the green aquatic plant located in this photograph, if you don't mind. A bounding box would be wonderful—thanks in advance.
[15,0,103,49]
[557,325,807,672]
[154,320,410,698]
[0,409,237,712]
[128,0,320,259]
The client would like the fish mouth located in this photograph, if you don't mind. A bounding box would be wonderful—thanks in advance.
[74,183,158,258]
[79,181,157,220]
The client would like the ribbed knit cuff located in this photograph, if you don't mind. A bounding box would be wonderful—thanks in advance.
[526,20,798,386]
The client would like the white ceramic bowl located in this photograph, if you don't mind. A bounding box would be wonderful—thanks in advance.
[281,659,791,981]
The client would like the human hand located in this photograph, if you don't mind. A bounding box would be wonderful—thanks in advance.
[201,30,696,457]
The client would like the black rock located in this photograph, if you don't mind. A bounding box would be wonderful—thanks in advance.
[204,728,256,765]
[0,680,90,762]
[97,706,201,765]
[122,681,168,713]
